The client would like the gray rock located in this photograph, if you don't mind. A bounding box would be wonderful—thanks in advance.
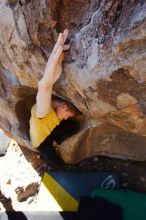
[0,130,11,156]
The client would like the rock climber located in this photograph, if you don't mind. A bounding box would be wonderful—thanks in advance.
[29,29,80,168]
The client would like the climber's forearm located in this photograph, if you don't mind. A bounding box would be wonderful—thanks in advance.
[36,81,53,118]
[38,63,55,86]
[35,50,59,118]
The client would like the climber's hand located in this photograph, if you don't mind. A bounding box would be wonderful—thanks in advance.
[42,29,70,86]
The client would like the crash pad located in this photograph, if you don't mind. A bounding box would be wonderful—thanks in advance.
[42,172,119,211]
[91,189,146,220]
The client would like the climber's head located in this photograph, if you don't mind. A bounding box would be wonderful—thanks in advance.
[55,99,80,120]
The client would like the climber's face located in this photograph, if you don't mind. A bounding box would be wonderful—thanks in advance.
[55,103,74,120]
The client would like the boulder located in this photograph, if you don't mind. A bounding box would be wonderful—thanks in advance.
[0,0,146,163]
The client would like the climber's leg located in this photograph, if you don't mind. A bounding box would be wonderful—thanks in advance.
[38,133,65,168]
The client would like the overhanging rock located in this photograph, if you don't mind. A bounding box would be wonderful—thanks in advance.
[0,0,146,163]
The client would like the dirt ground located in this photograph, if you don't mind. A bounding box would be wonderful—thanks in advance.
[62,156,146,193]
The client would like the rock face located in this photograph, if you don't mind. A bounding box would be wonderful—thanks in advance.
[0,0,146,163]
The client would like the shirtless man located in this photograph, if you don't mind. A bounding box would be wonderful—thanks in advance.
[29,30,80,167]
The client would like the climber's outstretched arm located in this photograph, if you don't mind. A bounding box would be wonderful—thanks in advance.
[36,29,70,118]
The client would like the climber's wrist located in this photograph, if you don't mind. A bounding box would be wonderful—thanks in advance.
[38,78,53,89]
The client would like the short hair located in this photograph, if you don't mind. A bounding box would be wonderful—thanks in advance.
[61,99,81,116]
[53,96,81,117]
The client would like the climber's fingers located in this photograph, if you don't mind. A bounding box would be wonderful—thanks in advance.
[56,29,68,46]
[63,44,70,51]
